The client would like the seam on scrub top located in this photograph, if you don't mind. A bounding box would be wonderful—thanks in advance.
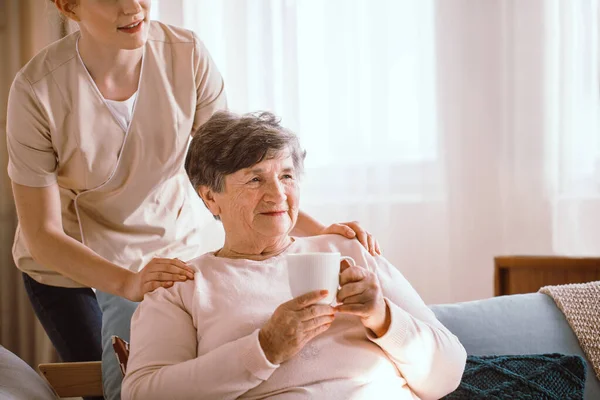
[20,72,52,133]
[28,55,78,86]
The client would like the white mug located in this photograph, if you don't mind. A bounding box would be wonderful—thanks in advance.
[286,252,356,305]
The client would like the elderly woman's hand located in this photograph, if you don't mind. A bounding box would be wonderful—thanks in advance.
[259,290,335,365]
[335,261,391,337]
[321,221,381,256]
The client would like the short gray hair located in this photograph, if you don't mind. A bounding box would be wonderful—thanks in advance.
[185,111,306,195]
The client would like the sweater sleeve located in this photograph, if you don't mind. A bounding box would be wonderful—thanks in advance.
[121,284,279,400]
[364,254,467,400]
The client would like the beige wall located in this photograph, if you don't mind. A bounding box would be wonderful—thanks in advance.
[0,0,64,366]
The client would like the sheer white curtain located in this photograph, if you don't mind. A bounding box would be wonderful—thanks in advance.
[156,0,600,304]
[551,0,600,255]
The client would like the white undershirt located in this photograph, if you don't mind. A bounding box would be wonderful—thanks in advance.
[105,94,137,129]
[76,37,139,130]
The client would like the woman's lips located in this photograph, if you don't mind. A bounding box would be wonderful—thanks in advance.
[262,211,286,216]
[118,20,143,34]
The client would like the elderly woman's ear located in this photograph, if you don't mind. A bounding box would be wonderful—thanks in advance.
[198,186,221,218]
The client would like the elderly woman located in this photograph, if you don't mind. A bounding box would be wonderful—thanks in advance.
[121,111,466,400]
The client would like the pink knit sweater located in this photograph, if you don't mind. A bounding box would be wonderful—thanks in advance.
[122,235,466,400]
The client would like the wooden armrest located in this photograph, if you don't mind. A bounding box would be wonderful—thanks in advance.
[38,361,103,398]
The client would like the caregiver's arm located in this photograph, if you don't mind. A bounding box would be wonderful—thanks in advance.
[121,283,278,400]
[291,210,326,236]
[365,254,467,400]
[11,183,194,301]
[293,210,380,255]
[12,183,131,294]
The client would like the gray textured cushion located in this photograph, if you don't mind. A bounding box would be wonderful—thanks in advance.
[0,346,56,400]
[430,293,600,400]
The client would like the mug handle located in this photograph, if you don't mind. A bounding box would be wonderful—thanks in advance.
[340,256,356,268]
[332,256,357,306]
[340,255,372,272]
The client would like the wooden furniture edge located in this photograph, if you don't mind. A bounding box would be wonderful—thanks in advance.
[494,256,600,296]
[38,361,103,398]
[494,256,600,269]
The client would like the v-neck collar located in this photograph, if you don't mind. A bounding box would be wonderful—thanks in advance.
[75,34,145,133]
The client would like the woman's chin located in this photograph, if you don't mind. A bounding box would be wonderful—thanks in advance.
[117,25,149,49]
[255,221,292,239]
[119,37,148,50]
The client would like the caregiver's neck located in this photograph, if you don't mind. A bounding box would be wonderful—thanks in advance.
[216,234,294,261]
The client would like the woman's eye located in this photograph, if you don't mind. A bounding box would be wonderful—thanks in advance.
[282,174,294,180]
[249,177,261,183]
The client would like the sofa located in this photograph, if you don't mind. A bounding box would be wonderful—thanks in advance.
[1,292,598,399]
[431,292,600,399]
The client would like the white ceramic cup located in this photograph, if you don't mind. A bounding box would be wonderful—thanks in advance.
[286,252,356,305]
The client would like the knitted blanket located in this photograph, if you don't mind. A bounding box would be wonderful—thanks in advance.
[539,281,600,380]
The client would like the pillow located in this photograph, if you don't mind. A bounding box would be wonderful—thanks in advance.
[442,353,586,399]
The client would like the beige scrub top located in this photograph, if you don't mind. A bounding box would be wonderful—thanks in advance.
[6,22,227,288]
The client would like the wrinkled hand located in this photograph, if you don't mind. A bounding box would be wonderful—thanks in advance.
[321,221,381,256]
[123,258,195,302]
[335,260,390,337]
[259,290,335,365]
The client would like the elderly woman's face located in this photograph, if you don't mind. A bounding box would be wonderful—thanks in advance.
[211,151,300,240]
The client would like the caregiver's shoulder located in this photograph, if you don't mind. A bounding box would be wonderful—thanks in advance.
[13,30,79,85]
[147,20,198,45]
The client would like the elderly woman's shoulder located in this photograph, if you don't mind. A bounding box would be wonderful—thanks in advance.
[185,251,217,273]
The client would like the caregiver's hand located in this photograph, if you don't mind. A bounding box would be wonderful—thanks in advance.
[336,261,390,337]
[123,258,196,302]
[321,221,381,256]
[259,290,335,365]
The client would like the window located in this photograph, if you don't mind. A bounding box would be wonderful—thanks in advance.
[154,0,438,170]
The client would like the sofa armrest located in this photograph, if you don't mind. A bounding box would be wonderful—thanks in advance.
[38,361,103,398]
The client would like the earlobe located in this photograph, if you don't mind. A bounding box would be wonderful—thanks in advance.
[198,187,221,217]
[54,0,81,22]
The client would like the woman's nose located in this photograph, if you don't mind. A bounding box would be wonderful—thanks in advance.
[120,0,143,15]
[264,180,287,203]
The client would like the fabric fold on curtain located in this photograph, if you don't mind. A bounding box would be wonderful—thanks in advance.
[1,0,68,367]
